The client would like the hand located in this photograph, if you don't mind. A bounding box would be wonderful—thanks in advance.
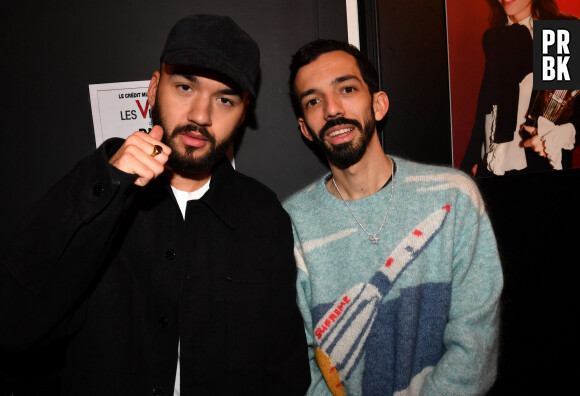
[522,134,547,157]
[521,124,538,137]
[109,125,171,187]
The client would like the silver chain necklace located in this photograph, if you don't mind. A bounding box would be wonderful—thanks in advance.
[332,157,395,244]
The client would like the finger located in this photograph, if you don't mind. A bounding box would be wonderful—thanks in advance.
[130,160,166,186]
[523,136,547,157]
[523,135,539,149]
[143,126,171,156]
[109,134,168,185]
[540,139,547,157]
[111,150,164,187]
[138,132,171,155]
[522,126,538,140]
[147,126,171,155]
[148,149,169,167]
[123,131,170,158]
[148,125,164,141]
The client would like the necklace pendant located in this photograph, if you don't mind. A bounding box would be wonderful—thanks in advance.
[369,235,379,244]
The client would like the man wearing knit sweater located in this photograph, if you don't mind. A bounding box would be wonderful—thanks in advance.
[284,39,503,395]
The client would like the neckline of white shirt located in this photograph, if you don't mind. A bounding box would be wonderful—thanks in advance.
[507,13,534,36]
[171,179,211,219]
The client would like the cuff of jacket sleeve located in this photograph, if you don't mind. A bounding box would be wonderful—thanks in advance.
[75,138,137,223]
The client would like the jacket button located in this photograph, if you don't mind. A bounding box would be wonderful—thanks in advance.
[152,386,164,395]
[165,249,176,260]
[158,317,169,328]
[92,183,104,197]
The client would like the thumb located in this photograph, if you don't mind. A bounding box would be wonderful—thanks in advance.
[149,125,164,142]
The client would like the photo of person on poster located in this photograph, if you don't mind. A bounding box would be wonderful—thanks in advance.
[459,0,580,177]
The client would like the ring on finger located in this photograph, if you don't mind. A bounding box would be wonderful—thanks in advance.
[151,145,163,157]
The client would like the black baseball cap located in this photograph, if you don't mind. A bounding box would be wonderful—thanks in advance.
[160,14,260,98]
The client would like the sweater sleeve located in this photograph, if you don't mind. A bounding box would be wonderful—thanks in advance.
[421,200,503,395]
[0,138,136,351]
[292,225,333,396]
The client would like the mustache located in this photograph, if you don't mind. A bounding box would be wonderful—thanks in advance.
[319,117,363,138]
[171,123,215,143]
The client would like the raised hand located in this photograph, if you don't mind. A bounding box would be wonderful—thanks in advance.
[109,125,171,186]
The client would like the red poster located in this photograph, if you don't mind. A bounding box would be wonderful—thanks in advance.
[447,0,580,176]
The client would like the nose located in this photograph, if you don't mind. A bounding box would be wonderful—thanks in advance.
[187,96,212,126]
[323,94,344,120]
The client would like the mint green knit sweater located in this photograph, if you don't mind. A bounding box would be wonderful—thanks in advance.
[283,157,503,396]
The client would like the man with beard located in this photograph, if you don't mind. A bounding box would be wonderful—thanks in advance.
[0,15,309,395]
[283,39,503,395]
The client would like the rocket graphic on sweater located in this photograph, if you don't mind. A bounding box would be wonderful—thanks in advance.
[312,205,451,395]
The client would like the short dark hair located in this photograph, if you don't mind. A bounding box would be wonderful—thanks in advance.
[288,39,379,118]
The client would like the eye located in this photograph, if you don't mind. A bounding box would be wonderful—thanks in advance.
[217,97,235,106]
[341,86,356,94]
[305,98,320,108]
[177,84,192,92]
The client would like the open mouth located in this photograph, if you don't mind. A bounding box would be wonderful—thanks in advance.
[328,127,354,138]
[325,125,357,145]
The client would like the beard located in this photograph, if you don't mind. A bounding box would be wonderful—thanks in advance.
[150,100,238,176]
[305,112,376,169]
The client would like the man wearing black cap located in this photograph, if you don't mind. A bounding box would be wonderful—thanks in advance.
[0,15,310,395]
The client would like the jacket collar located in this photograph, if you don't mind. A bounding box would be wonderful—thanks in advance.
[158,157,239,229]
[197,158,240,229]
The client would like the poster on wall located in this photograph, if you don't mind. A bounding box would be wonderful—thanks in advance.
[446,0,580,178]
[89,81,152,147]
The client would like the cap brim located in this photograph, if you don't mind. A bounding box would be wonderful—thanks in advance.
[163,49,256,99]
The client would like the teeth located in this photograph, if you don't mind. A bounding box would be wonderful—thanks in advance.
[329,128,353,138]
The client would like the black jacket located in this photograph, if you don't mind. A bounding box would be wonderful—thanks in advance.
[0,139,310,395]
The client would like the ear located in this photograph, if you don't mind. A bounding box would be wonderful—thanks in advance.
[147,71,161,106]
[298,117,314,142]
[372,91,389,122]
